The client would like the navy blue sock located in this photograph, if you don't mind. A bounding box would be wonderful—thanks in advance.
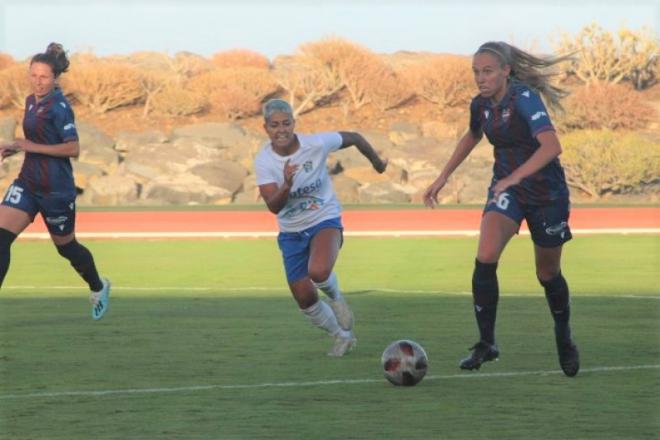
[540,272,571,343]
[472,259,499,345]
[0,228,17,287]
[56,240,103,292]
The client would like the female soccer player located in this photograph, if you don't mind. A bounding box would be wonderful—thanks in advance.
[255,99,387,356]
[0,43,110,320]
[423,41,579,376]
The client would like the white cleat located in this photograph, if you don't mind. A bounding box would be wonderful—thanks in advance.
[327,332,357,357]
[329,297,354,331]
[90,278,111,321]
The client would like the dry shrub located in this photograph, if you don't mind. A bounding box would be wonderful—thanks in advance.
[401,55,474,110]
[273,55,344,116]
[297,37,411,111]
[188,67,279,119]
[557,24,659,90]
[150,85,207,117]
[171,51,214,79]
[139,70,178,117]
[0,63,30,109]
[558,82,655,130]
[62,60,145,114]
[211,49,270,69]
[561,129,660,197]
[0,53,15,70]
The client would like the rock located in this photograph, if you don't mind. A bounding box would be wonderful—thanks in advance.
[80,173,139,206]
[77,121,115,150]
[72,161,105,191]
[143,173,233,205]
[358,181,413,203]
[331,174,361,204]
[115,129,168,153]
[188,160,249,195]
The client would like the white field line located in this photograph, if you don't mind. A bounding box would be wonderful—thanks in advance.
[2,285,659,300]
[16,227,660,240]
[1,364,658,401]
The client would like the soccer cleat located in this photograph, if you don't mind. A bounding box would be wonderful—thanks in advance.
[329,297,354,331]
[90,278,111,321]
[327,332,357,357]
[557,340,580,377]
[459,341,499,370]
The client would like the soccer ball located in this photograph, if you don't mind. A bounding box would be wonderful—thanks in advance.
[381,339,429,386]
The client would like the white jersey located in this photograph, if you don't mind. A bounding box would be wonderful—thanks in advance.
[255,132,343,232]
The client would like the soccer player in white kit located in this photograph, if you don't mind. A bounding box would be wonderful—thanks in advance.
[255,99,387,356]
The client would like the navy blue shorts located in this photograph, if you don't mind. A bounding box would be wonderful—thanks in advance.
[1,179,77,236]
[483,189,572,248]
[277,217,343,284]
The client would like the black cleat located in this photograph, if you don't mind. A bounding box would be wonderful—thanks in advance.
[459,341,499,370]
[557,340,580,377]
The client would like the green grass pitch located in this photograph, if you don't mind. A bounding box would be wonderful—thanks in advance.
[1,235,658,439]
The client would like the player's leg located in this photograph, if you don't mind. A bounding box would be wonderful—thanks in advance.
[460,191,521,371]
[44,196,110,320]
[0,181,39,287]
[529,200,578,376]
[308,225,353,331]
[279,228,354,356]
[0,206,33,286]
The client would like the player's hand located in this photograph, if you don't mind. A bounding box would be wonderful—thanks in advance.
[489,175,520,204]
[282,159,299,187]
[0,145,18,161]
[423,176,448,208]
[372,157,388,174]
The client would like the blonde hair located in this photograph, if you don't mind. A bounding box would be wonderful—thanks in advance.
[476,41,572,111]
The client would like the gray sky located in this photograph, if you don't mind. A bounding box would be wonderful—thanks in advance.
[0,0,657,60]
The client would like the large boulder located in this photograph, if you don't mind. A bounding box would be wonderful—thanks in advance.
[114,129,168,153]
[358,181,414,203]
[143,173,233,205]
[80,174,140,206]
[72,161,105,191]
[77,121,115,150]
[188,160,249,195]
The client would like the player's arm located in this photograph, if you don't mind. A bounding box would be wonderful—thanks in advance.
[9,138,80,158]
[338,131,388,173]
[423,129,482,208]
[258,159,298,214]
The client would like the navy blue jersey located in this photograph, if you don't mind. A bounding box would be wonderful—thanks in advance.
[469,81,569,204]
[19,88,78,195]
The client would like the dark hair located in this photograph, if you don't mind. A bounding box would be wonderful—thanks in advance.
[475,41,572,111]
[31,42,70,78]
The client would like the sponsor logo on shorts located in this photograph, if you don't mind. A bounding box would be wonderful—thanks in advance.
[63,123,75,131]
[545,221,568,238]
[45,215,68,225]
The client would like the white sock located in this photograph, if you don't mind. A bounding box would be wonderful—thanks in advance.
[302,300,345,337]
[313,272,342,301]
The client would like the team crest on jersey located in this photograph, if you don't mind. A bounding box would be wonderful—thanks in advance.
[502,109,511,121]
[484,110,490,119]
[37,107,44,114]
[303,160,313,173]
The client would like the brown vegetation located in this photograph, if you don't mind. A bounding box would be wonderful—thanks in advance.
[558,82,655,131]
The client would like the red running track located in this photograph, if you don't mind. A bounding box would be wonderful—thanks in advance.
[20,207,660,234]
